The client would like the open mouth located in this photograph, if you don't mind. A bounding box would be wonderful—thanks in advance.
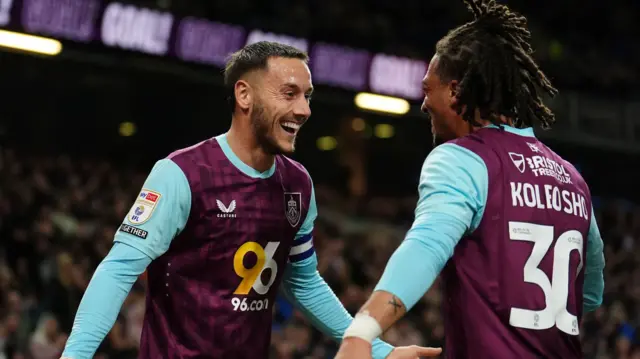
[280,121,301,135]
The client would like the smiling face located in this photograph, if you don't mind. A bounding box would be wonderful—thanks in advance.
[421,54,466,146]
[247,57,313,155]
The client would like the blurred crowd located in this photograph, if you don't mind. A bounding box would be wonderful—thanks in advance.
[1,146,639,359]
[151,0,640,92]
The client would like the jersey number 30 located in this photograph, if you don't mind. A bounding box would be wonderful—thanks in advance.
[509,221,583,336]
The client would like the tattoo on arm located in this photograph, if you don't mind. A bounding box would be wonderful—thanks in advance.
[387,296,403,314]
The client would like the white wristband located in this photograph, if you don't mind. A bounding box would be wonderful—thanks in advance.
[343,312,383,343]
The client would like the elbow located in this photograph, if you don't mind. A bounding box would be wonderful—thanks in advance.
[583,277,604,313]
[403,231,453,270]
[285,271,325,301]
[583,297,603,313]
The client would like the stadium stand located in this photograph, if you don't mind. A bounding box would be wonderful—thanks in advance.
[0,146,638,359]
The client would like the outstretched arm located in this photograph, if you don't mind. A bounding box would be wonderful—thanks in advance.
[281,253,396,359]
[280,182,395,359]
[62,243,150,359]
[61,159,191,359]
[338,144,488,356]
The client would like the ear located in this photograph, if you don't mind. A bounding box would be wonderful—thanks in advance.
[447,80,460,109]
[234,79,253,112]
[448,80,459,100]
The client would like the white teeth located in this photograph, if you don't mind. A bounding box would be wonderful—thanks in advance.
[282,122,301,130]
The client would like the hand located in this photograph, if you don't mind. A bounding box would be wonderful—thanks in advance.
[335,338,442,359]
[388,345,442,358]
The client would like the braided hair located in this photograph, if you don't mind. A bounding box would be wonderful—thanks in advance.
[435,0,558,129]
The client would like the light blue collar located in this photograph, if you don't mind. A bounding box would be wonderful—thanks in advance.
[485,124,536,138]
[215,133,276,179]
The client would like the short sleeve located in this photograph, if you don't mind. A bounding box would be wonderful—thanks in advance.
[114,159,191,260]
[411,143,489,235]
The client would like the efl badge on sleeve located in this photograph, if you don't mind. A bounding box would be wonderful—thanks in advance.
[127,189,162,225]
[284,192,302,227]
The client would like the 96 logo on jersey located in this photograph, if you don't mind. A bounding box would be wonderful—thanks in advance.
[230,241,280,312]
[127,189,162,225]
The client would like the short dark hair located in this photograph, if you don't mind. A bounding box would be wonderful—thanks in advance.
[224,41,309,113]
[435,0,558,129]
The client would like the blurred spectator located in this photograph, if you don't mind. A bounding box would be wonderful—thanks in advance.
[28,314,66,359]
[44,253,84,334]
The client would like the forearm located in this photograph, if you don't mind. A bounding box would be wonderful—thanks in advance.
[62,268,133,358]
[62,243,150,359]
[282,258,394,359]
[364,232,449,331]
[353,291,407,334]
[583,248,605,313]
[280,275,349,341]
[583,209,605,313]
[583,269,604,312]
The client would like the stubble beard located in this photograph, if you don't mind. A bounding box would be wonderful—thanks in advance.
[251,103,284,155]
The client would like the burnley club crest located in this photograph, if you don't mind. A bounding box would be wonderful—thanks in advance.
[284,192,302,227]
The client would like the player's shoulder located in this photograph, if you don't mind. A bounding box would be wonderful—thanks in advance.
[419,143,488,189]
[451,125,498,143]
[156,138,222,190]
[167,137,219,164]
[539,141,588,186]
[277,154,312,181]
[426,141,487,169]
[447,126,504,154]
[540,141,576,169]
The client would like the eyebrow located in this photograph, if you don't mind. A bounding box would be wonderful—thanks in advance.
[282,82,314,95]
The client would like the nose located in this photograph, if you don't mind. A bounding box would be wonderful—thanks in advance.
[293,97,311,120]
[421,99,428,114]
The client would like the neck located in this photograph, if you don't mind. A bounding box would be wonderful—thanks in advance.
[226,116,275,173]
[473,113,514,130]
